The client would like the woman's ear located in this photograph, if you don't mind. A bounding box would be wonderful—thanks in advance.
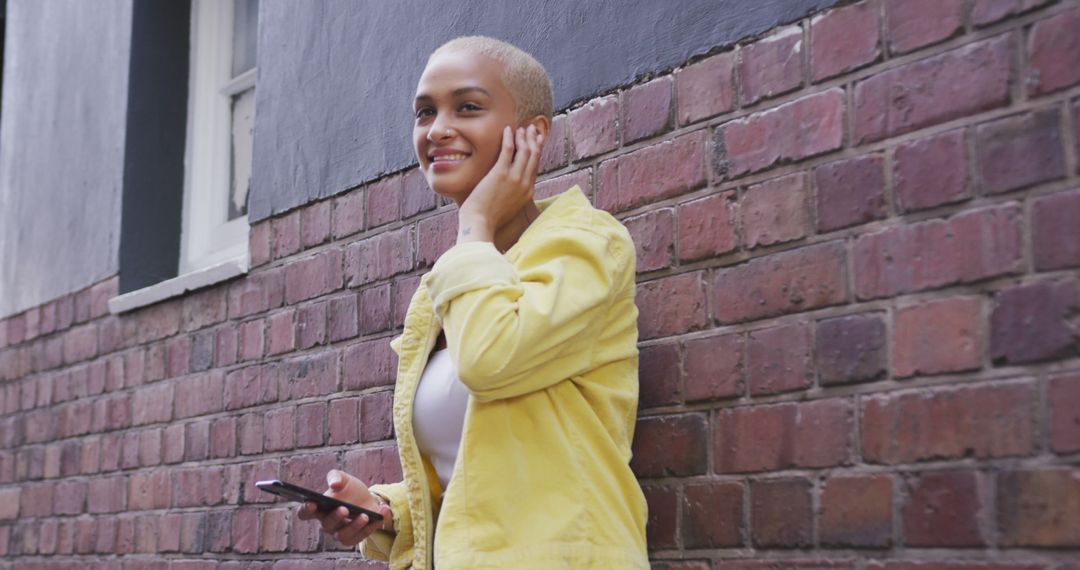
[524,115,551,140]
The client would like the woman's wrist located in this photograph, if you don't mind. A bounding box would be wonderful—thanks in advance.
[456,211,494,244]
[371,491,394,532]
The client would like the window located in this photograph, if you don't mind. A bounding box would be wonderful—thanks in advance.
[181,0,258,275]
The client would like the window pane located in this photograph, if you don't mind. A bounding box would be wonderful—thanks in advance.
[228,86,255,220]
[232,0,259,77]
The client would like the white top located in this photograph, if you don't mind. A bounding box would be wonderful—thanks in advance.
[412,348,470,490]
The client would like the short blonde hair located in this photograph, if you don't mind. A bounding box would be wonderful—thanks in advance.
[430,36,554,121]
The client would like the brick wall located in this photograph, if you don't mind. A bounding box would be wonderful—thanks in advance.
[2,0,1079,568]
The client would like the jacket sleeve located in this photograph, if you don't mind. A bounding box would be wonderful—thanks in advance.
[423,225,632,402]
[358,481,413,566]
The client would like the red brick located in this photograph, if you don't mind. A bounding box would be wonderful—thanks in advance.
[172,466,225,507]
[862,381,1036,464]
[976,109,1065,194]
[998,469,1080,546]
[682,332,743,403]
[53,480,86,515]
[854,204,1022,300]
[232,507,260,554]
[139,428,163,466]
[639,343,681,408]
[189,329,215,372]
[676,190,737,262]
[265,406,296,452]
[539,113,568,173]
[237,318,265,362]
[332,188,365,238]
[811,1,881,81]
[361,391,394,443]
[174,371,224,419]
[63,323,98,364]
[815,312,887,385]
[328,293,360,342]
[854,35,1011,144]
[739,26,803,105]
[300,200,331,248]
[1027,8,1080,96]
[715,399,852,473]
[814,154,888,232]
[284,248,344,304]
[342,338,395,391]
[345,225,415,284]
[250,221,272,267]
[1075,99,1080,175]
[392,274,421,329]
[569,95,619,160]
[184,419,211,461]
[820,474,893,547]
[283,452,338,493]
[359,283,392,334]
[712,241,847,324]
[209,416,236,459]
[227,268,285,319]
[751,478,812,548]
[128,470,171,510]
[683,480,743,548]
[0,488,17,520]
[260,508,290,552]
[343,445,403,486]
[1049,373,1080,454]
[623,77,673,143]
[637,272,709,340]
[991,279,1078,365]
[972,0,1051,26]
[596,130,707,213]
[281,351,339,399]
[296,402,326,448]
[272,210,301,260]
[741,172,809,248]
[1033,187,1080,270]
[215,323,239,367]
[328,397,360,445]
[747,323,812,396]
[416,211,457,267]
[238,412,263,455]
[893,129,970,212]
[224,364,278,410]
[401,167,437,219]
[365,176,402,229]
[642,484,677,550]
[624,208,674,273]
[676,51,736,126]
[131,382,173,426]
[181,286,228,332]
[903,470,986,546]
[296,300,328,350]
[717,89,844,179]
[630,413,708,478]
[266,308,296,356]
[886,0,964,54]
[894,296,981,377]
[535,168,591,201]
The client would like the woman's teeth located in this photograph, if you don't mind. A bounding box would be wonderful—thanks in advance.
[433,154,468,162]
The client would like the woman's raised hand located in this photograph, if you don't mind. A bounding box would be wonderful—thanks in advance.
[296,469,394,547]
[457,124,544,243]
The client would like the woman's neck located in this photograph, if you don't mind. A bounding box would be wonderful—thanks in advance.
[492,200,540,254]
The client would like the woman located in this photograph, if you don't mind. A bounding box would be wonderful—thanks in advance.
[297,36,648,569]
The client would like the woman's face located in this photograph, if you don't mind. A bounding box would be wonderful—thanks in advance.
[413,49,519,204]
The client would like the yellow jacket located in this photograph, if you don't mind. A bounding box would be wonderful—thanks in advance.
[359,186,648,569]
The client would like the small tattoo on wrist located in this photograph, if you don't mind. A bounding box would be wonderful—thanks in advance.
[461,227,472,237]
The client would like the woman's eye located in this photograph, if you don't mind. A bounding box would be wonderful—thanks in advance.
[460,103,481,112]
[415,108,434,119]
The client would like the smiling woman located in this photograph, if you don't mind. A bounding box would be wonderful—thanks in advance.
[293,36,648,570]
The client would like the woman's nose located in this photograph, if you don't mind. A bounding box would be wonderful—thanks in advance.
[427,117,455,143]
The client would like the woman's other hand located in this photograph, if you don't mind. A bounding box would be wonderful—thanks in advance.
[457,124,544,242]
[295,469,394,547]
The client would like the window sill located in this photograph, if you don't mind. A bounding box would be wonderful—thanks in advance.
[108,253,249,314]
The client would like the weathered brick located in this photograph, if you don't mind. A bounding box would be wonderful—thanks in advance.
[751,478,812,548]
[296,402,326,448]
[272,210,301,260]
[361,391,394,443]
[642,484,677,550]
[811,1,881,81]
[747,323,812,396]
[1049,373,1080,454]
[1032,187,1080,270]
[282,452,337,492]
[998,469,1080,546]
[131,382,173,426]
[1026,7,1080,96]
[250,221,272,267]
[861,381,1036,464]
[328,397,360,445]
[624,208,674,273]
[210,416,236,459]
[639,343,681,408]
[676,51,736,126]
[332,188,365,239]
[716,89,844,179]
[637,272,709,340]
[535,168,591,201]
[976,109,1065,194]
[990,279,1078,365]
[280,351,339,399]
[266,308,296,356]
[328,293,360,342]
[181,287,228,332]
[238,412,263,455]
[854,204,1022,299]
[894,296,981,377]
[296,300,328,350]
[596,130,707,213]
[893,129,970,212]
[189,329,215,372]
[886,0,964,54]
[539,113,568,173]
[820,474,893,548]
[224,365,278,410]
[676,190,737,262]
[972,0,1051,26]
[138,428,163,466]
[63,323,98,364]
[227,268,284,319]
[393,274,422,329]
[623,77,673,143]
[712,241,847,324]
[343,445,403,486]
[284,248,344,304]
[215,323,239,367]
[739,26,803,105]
[260,508,290,552]
[184,419,211,462]
[265,406,296,452]
[365,176,402,229]
[401,167,437,219]
[569,95,619,160]
[342,338,395,391]
[345,225,416,284]
[684,333,743,402]
[128,470,171,511]
[715,399,851,473]
[232,507,260,554]
[237,318,265,362]
[742,172,809,248]
[0,487,18,520]
[815,312,886,385]
[683,480,743,548]
[815,154,887,232]
[300,199,331,248]
[416,211,458,268]
[630,414,708,478]
[174,371,224,419]
[903,470,986,546]
[360,283,392,334]
[854,35,1011,143]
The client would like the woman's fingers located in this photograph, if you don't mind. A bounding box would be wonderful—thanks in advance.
[495,125,515,171]
[523,127,542,186]
[336,513,375,546]
[509,126,531,182]
[296,501,318,520]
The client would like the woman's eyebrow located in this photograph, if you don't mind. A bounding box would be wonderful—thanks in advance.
[414,86,493,104]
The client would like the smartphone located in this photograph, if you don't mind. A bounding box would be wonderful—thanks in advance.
[255,479,385,521]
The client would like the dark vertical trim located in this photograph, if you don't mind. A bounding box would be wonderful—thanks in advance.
[118,0,191,294]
